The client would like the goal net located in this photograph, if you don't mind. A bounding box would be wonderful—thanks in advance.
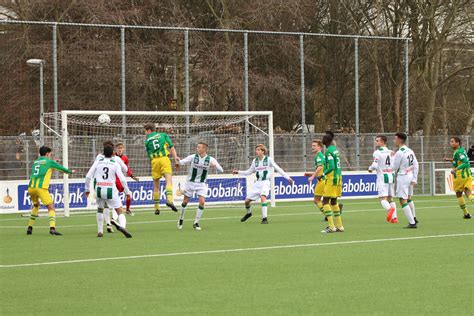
[42,111,274,216]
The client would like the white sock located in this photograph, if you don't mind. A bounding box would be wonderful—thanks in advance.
[195,206,204,224]
[262,203,268,218]
[118,213,126,228]
[408,200,416,217]
[97,212,104,233]
[104,208,111,225]
[390,201,398,218]
[112,208,118,221]
[245,205,251,214]
[402,204,415,224]
[180,204,186,220]
[380,200,391,211]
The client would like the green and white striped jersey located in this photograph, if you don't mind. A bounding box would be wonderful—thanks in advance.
[238,156,290,181]
[179,154,223,183]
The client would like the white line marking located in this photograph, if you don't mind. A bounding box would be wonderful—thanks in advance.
[1,233,472,268]
[0,205,450,229]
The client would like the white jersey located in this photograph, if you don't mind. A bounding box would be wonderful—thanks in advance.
[179,154,223,183]
[369,146,395,184]
[95,154,128,174]
[85,156,130,197]
[238,156,290,181]
[392,145,419,182]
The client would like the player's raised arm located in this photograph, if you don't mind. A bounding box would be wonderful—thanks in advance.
[211,157,224,173]
[269,157,292,183]
[235,160,256,175]
[178,154,195,166]
[51,160,74,174]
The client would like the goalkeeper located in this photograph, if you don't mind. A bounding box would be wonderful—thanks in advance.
[144,123,180,214]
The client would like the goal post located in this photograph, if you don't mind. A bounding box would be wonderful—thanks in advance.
[43,110,276,215]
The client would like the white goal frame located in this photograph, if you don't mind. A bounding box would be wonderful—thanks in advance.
[60,110,275,216]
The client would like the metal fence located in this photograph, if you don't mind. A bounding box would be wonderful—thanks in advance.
[2,134,472,196]
[0,20,411,166]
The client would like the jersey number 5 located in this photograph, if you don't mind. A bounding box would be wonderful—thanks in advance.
[33,164,40,175]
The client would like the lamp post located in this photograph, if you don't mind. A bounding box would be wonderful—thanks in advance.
[27,59,45,144]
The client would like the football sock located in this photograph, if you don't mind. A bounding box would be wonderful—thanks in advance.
[316,201,324,214]
[457,197,469,215]
[195,205,204,224]
[104,208,111,225]
[153,191,160,211]
[118,213,126,228]
[48,209,56,228]
[28,204,39,227]
[261,203,268,218]
[97,209,104,234]
[381,200,391,211]
[332,204,343,228]
[165,185,173,204]
[180,203,187,220]
[402,203,415,224]
[112,208,118,221]
[389,201,398,218]
[408,199,416,217]
[245,204,251,214]
[466,194,473,203]
[323,204,335,228]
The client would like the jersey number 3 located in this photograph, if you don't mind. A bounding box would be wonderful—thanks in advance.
[102,167,109,180]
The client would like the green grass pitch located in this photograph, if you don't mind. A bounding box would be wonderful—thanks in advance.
[1,196,473,315]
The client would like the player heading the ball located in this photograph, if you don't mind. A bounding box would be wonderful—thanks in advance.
[144,123,180,215]
[233,144,294,224]
[176,141,224,230]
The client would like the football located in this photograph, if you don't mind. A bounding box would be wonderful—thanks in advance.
[98,114,111,125]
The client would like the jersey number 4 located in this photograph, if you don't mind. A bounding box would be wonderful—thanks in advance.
[385,156,391,166]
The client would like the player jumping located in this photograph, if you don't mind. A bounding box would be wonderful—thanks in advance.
[26,146,75,236]
[233,144,294,224]
[392,132,419,228]
[85,145,132,238]
[115,142,140,216]
[368,135,398,223]
[319,131,344,233]
[144,123,180,215]
[443,137,472,219]
[176,142,224,230]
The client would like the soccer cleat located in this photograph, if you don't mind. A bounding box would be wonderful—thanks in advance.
[336,226,344,232]
[261,217,269,224]
[321,226,336,233]
[97,232,103,238]
[49,228,62,236]
[106,225,114,233]
[403,223,417,229]
[154,209,160,215]
[193,222,201,231]
[177,219,184,230]
[166,202,178,212]
[414,217,419,224]
[390,217,398,224]
[110,219,132,238]
[26,226,33,235]
[463,213,471,219]
[339,203,343,215]
[387,207,396,222]
[241,212,252,222]
[126,209,134,216]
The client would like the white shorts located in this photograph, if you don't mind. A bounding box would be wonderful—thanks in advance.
[183,181,208,198]
[376,179,395,197]
[247,180,270,201]
[396,175,414,200]
[95,186,122,209]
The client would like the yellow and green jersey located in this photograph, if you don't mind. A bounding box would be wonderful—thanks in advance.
[314,151,325,176]
[28,156,72,189]
[452,147,472,179]
[324,145,342,185]
[145,132,174,159]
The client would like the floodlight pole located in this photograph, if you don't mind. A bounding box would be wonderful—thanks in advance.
[27,59,45,144]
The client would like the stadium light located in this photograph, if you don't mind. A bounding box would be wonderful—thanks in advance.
[26,59,45,144]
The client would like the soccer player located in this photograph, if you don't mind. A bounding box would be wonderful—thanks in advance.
[391,132,419,228]
[144,123,180,214]
[319,131,344,233]
[368,135,398,223]
[176,142,224,230]
[115,142,139,216]
[305,140,327,221]
[233,144,294,224]
[85,145,132,238]
[26,146,74,236]
[443,137,472,219]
